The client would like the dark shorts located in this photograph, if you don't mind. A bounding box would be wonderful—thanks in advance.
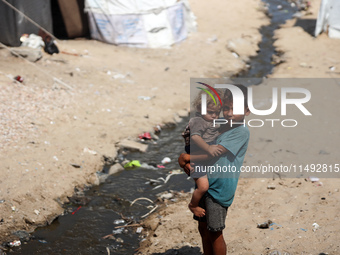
[193,194,228,232]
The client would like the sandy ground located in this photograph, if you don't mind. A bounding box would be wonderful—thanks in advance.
[0,0,265,246]
[0,0,339,254]
[139,0,340,255]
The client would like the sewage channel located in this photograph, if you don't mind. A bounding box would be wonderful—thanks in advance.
[8,0,297,254]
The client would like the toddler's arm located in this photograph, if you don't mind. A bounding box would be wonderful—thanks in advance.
[191,135,223,157]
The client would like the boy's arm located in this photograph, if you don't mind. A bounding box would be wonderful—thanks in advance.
[178,146,229,175]
[191,135,224,157]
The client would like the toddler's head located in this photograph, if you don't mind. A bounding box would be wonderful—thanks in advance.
[193,88,222,122]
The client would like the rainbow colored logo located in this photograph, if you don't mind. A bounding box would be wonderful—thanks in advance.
[196,82,222,106]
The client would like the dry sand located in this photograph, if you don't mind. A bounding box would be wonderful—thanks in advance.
[0,0,339,254]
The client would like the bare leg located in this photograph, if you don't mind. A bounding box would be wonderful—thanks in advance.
[198,221,213,255]
[209,230,227,255]
[189,176,209,217]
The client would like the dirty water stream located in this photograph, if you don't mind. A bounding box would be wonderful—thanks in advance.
[9,0,297,254]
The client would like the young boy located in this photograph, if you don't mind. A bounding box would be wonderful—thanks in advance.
[178,84,250,255]
[182,88,223,217]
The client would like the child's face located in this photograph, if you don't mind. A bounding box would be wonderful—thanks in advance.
[202,104,221,122]
[222,101,250,123]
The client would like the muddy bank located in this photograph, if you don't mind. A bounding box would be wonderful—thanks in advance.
[0,0,267,245]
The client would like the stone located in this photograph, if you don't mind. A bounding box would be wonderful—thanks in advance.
[11,47,42,62]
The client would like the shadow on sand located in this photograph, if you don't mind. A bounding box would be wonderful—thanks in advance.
[151,246,202,255]
[294,18,316,36]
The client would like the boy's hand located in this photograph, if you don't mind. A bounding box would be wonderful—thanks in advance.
[183,163,195,176]
[207,145,224,157]
[178,153,193,176]
[178,153,190,168]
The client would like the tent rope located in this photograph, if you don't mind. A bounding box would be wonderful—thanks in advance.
[0,42,74,91]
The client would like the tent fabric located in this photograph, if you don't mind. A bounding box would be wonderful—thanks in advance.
[0,0,53,46]
[315,0,340,39]
[85,0,196,48]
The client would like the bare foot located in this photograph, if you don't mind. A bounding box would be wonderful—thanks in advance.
[188,203,205,217]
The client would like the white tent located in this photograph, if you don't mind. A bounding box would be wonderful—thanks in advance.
[84,0,196,48]
[315,0,340,39]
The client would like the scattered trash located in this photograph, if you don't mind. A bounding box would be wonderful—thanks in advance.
[43,36,59,55]
[139,132,152,140]
[257,220,273,229]
[312,222,320,232]
[329,66,336,71]
[83,147,97,155]
[11,206,16,212]
[116,237,124,243]
[0,200,5,203]
[300,228,307,232]
[269,222,282,230]
[154,125,162,134]
[277,5,282,10]
[34,209,40,215]
[14,75,24,83]
[72,206,82,215]
[38,240,48,244]
[20,34,44,50]
[157,165,165,169]
[124,160,141,168]
[159,193,173,200]
[112,228,124,234]
[161,157,171,164]
[267,185,276,190]
[70,163,81,168]
[113,73,125,79]
[140,163,157,170]
[113,219,125,225]
[8,240,21,247]
[136,227,143,233]
[309,176,319,182]
[321,197,326,200]
[53,156,58,161]
[138,96,151,101]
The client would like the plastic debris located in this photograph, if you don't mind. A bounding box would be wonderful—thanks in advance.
[124,160,141,168]
[138,96,151,100]
[300,228,307,232]
[267,185,276,190]
[161,157,171,164]
[34,209,40,215]
[72,206,82,215]
[139,132,152,140]
[8,240,21,247]
[309,176,319,182]
[83,147,97,155]
[112,228,124,234]
[14,75,24,83]
[38,240,48,244]
[257,220,273,229]
[114,219,125,225]
[11,206,16,212]
[21,34,44,50]
[312,222,320,232]
[136,227,143,233]
[154,125,161,134]
[157,165,165,168]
